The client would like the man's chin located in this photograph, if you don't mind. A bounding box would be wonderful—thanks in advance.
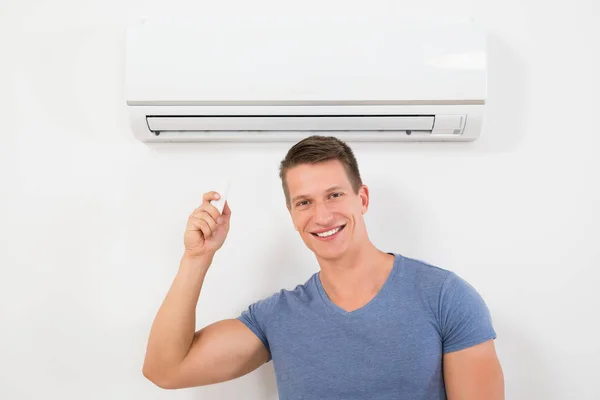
[312,245,347,262]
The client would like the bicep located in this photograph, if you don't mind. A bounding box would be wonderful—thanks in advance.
[443,339,504,400]
[169,319,270,389]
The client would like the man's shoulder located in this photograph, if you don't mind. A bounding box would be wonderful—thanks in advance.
[246,273,319,311]
[397,253,455,286]
[395,253,489,313]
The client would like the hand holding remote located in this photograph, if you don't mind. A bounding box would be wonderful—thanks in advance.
[183,186,231,258]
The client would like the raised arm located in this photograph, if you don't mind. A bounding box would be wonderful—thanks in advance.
[142,193,269,389]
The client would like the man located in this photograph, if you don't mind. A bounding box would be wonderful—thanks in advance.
[142,135,504,399]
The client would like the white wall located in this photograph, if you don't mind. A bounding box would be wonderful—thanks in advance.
[1,1,598,399]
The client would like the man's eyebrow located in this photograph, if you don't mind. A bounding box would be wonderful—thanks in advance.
[291,193,309,203]
[291,186,345,203]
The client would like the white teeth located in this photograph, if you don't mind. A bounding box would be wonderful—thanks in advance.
[315,227,341,237]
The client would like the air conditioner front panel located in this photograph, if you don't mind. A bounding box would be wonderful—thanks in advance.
[129,104,483,142]
[125,19,487,142]
[146,115,435,132]
[126,22,486,104]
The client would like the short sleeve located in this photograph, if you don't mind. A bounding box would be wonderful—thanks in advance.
[237,294,277,361]
[439,272,497,354]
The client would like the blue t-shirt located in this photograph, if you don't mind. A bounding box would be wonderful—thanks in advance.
[238,253,497,399]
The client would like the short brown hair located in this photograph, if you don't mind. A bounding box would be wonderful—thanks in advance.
[279,135,363,206]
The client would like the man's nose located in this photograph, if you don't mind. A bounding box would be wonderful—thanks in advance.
[314,201,334,225]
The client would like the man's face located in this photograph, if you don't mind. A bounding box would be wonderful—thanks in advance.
[285,159,369,261]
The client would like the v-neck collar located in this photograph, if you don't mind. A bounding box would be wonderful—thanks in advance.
[314,253,403,317]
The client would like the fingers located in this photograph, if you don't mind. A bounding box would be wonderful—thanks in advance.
[188,192,230,239]
[189,214,217,238]
[194,204,221,223]
[199,191,231,220]
[195,199,220,221]
[202,191,221,204]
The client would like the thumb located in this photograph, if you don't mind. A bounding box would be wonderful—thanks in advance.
[217,202,232,226]
[222,201,232,217]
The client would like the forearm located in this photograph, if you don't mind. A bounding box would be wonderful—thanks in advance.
[143,252,213,380]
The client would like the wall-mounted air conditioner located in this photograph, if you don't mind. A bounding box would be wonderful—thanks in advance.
[126,20,486,142]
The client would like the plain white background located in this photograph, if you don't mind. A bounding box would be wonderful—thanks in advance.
[0,1,598,399]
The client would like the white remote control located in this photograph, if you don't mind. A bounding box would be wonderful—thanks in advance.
[210,180,231,214]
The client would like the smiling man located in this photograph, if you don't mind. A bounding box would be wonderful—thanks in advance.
[142,135,505,399]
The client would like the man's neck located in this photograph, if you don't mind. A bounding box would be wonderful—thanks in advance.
[316,244,395,306]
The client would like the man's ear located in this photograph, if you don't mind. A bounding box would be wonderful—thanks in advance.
[359,184,369,214]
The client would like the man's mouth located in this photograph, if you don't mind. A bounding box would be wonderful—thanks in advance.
[311,224,346,238]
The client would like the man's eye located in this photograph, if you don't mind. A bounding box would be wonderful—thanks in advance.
[330,192,343,198]
[296,200,309,207]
